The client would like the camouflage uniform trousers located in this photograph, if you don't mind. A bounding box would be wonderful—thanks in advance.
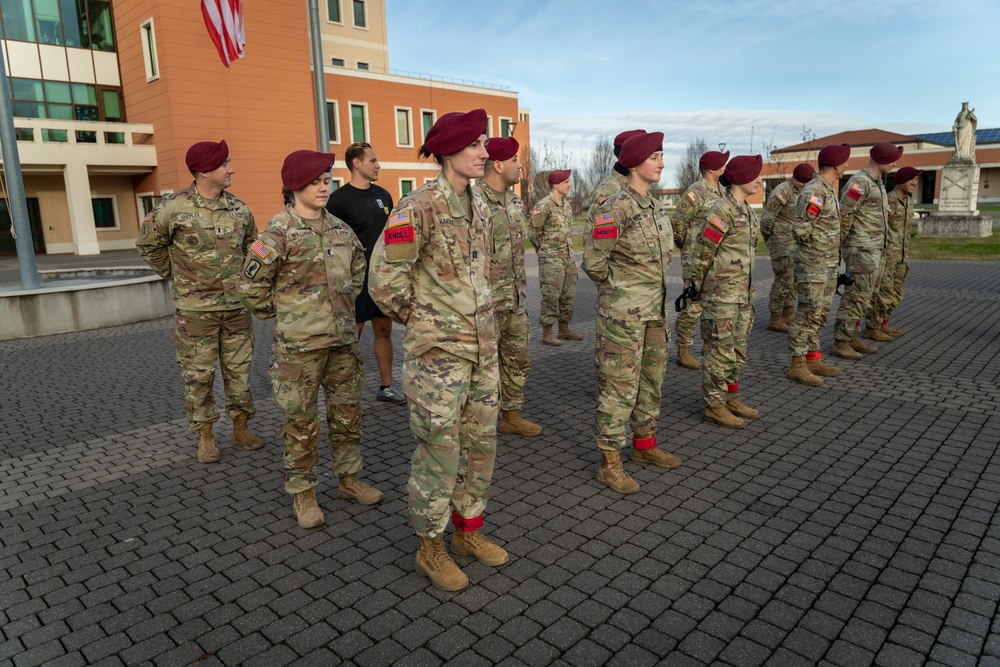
[834,246,886,341]
[271,345,364,495]
[676,251,702,347]
[495,307,531,411]
[768,254,797,313]
[404,347,500,538]
[594,319,667,452]
[701,303,754,407]
[537,255,577,327]
[869,248,907,323]
[174,309,255,431]
[787,265,838,357]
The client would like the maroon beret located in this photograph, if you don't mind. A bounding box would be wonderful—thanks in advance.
[724,155,763,186]
[699,150,729,171]
[871,142,904,164]
[281,150,336,191]
[548,169,572,185]
[818,143,851,166]
[423,109,488,156]
[185,140,229,173]
[486,137,519,162]
[614,129,646,148]
[618,132,664,170]
[894,166,922,185]
[792,163,815,183]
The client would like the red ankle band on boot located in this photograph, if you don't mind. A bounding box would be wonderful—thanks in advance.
[806,352,822,360]
[882,319,889,325]
[727,383,739,393]
[451,512,483,532]
[633,436,656,450]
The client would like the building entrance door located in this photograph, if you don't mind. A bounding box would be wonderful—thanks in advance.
[0,198,46,256]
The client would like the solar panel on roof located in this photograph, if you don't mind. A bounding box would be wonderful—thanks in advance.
[912,128,1000,146]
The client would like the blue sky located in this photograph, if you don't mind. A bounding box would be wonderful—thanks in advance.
[385,0,1000,177]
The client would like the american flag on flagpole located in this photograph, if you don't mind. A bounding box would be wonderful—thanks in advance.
[201,0,245,68]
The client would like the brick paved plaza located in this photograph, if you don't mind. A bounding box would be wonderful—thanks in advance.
[3,251,1000,666]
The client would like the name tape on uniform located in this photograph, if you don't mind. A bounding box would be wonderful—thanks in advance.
[385,225,415,244]
[703,227,723,243]
[594,226,618,240]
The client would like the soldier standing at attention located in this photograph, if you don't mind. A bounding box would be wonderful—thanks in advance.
[368,109,507,592]
[832,142,903,359]
[472,137,543,438]
[530,169,582,345]
[583,131,681,495]
[137,140,264,464]
[239,150,383,529]
[787,143,851,386]
[588,129,645,210]
[761,163,814,333]
[673,150,728,370]
[870,166,922,336]
[688,156,764,430]
[325,142,404,404]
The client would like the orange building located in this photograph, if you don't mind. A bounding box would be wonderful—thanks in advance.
[0,0,528,255]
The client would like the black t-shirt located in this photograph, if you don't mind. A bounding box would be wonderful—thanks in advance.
[325,182,394,265]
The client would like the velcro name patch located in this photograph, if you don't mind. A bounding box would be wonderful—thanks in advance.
[847,183,864,201]
[807,204,821,217]
[385,226,415,244]
[594,226,618,240]
[703,227,723,243]
[709,216,728,233]
[249,239,272,259]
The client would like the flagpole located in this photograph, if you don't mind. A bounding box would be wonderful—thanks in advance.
[307,0,329,150]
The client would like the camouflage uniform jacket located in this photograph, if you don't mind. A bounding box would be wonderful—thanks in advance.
[237,206,365,354]
[582,185,674,322]
[886,188,914,259]
[473,181,527,313]
[759,180,799,259]
[792,174,842,271]
[840,168,888,250]
[588,171,628,211]
[368,174,497,367]
[690,194,759,305]
[136,182,257,311]
[672,177,725,251]
[528,193,573,257]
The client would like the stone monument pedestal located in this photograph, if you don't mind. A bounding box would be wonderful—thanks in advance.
[921,157,993,238]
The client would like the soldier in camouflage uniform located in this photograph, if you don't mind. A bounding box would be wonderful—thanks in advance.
[136,140,264,464]
[472,137,542,438]
[529,169,582,345]
[832,142,903,360]
[870,166,922,336]
[787,144,852,386]
[588,129,645,211]
[672,150,728,370]
[239,150,383,529]
[583,131,681,495]
[688,156,764,430]
[760,163,814,333]
[369,109,506,592]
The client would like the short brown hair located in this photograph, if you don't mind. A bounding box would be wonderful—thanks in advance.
[344,142,373,172]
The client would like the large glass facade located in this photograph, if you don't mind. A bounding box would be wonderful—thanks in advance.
[0,0,115,50]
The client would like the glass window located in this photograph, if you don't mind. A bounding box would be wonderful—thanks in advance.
[47,103,73,119]
[12,78,44,101]
[421,111,435,141]
[86,0,114,51]
[33,0,63,44]
[14,101,45,118]
[330,180,341,192]
[352,0,365,27]
[141,19,157,79]
[0,0,37,41]
[331,57,344,67]
[72,83,96,105]
[41,129,67,142]
[500,119,511,138]
[139,195,161,216]
[58,0,81,46]
[356,62,368,71]
[396,108,411,147]
[100,88,121,121]
[44,80,72,103]
[325,101,338,143]
[92,198,116,228]
[350,104,366,142]
[326,0,340,22]
[401,180,413,197]
[16,127,35,141]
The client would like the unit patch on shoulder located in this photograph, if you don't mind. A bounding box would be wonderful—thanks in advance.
[249,239,272,260]
[595,212,615,226]
[708,216,728,233]
[775,192,787,204]
[847,182,864,201]
[387,210,412,228]
[703,227,723,243]
[243,259,261,279]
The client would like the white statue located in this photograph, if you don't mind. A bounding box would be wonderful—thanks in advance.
[953,102,977,160]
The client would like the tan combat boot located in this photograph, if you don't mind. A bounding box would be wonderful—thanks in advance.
[782,305,795,322]
[542,324,562,346]
[726,399,760,420]
[767,311,788,333]
[232,413,264,451]
[498,410,543,437]
[806,355,840,377]
[849,333,877,354]
[415,536,469,591]
[596,451,639,494]
[338,474,384,505]
[197,424,220,463]
[676,345,701,370]
[881,319,903,336]
[557,321,583,341]
[788,355,823,386]
[831,340,863,360]
[452,529,509,566]
[630,436,681,469]
[862,325,892,342]
[704,405,745,429]
[293,488,325,528]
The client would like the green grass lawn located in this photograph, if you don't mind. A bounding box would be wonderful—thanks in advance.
[907,231,1000,260]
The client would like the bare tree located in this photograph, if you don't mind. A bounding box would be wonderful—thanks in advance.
[524,140,583,214]
[582,134,615,200]
[675,137,708,189]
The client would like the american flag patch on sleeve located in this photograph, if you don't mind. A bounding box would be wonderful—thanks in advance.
[249,239,271,259]
[387,210,411,228]
[595,212,615,226]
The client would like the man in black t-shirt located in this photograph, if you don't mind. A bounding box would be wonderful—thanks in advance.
[326,142,404,404]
